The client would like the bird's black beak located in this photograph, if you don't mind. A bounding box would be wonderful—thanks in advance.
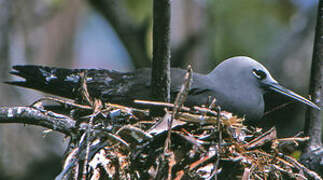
[264,82,320,110]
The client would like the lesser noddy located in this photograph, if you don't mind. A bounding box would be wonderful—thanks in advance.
[6,56,320,121]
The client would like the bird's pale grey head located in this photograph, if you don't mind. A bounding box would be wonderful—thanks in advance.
[208,56,319,121]
[210,56,277,92]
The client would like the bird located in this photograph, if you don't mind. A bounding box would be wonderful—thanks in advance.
[6,56,320,121]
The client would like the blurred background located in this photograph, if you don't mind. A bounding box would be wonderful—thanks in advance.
[0,0,321,179]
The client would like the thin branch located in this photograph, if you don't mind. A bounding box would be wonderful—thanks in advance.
[134,99,191,112]
[214,106,222,179]
[0,106,76,135]
[164,66,192,152]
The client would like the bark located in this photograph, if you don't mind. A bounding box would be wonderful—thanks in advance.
[300,3,323,174]
[304,0,323,153]
[0,106,76,135]
[151,0,171,116]
[301,3,323,174]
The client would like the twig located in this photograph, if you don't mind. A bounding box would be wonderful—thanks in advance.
[79,71,93,106]
[134,99,191,112]
[82,118,93,180]
[116,125,153,139]
[276,137,310,143]
[157,65,192,180]
[73,163,79,180]
[164,66,192,153]
[30,96,92,110]
[174,130,207,152]
[244,127,277,150]
[80,71,92,180]
[165,66,193,152]
[263,102,293,116]
[193,106,218,116]
[277,153,322,180]
[56,133,90,180]
[102,131,130,149]
[208,106,222,180]
[175,112,219,124]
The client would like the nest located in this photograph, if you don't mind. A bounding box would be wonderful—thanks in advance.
[29,70,321,180]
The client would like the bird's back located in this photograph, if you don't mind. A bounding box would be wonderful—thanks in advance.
[7,66,206,106]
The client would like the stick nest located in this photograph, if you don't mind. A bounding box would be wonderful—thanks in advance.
[30,70,322,180]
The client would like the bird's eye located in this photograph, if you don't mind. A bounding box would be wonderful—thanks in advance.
[252,69,267,80]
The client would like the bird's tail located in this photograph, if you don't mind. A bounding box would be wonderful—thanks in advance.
[6,65,83,99]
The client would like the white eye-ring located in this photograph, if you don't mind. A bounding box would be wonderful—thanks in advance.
[252,69,267,80]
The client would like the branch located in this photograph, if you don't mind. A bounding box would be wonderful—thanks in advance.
[304,0,323,152]
[0,106,76,135]
[87,0,151,68]
[151,0,171,116]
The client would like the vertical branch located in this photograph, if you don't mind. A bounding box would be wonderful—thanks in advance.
[304,0,323,152]
[151,0,171,116]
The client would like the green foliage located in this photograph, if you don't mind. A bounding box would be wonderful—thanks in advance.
[124,0,153,23]
[208,0,297,61]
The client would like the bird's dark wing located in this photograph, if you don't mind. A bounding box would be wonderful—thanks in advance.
[7,65,83,99]
[7,65,214,106]
[7,65,133,101]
